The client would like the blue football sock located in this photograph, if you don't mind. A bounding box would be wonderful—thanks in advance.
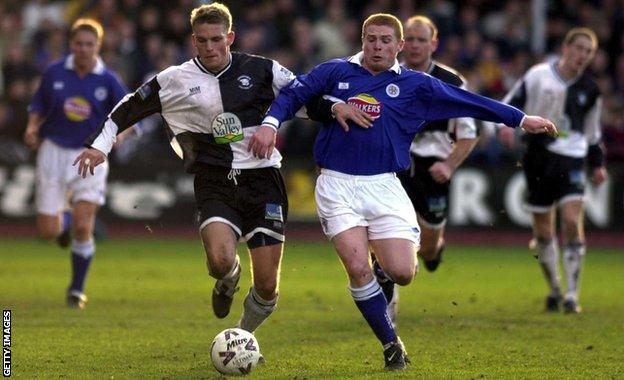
[350,278,397,346]
[69,239,95,293]
[61,210,72,232]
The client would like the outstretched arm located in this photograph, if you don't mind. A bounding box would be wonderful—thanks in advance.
[75,77,163,176]
[422,77,557,136]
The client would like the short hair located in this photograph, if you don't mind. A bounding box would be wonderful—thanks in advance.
[362,13,403,40]
[70,18,104,44]
[190,2,232,32]
[563,27,598,51]
[405,15,438,41]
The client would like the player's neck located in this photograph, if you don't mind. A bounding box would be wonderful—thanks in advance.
[406,58,432,73]
[74,59,97,77]
[556,60,581,81]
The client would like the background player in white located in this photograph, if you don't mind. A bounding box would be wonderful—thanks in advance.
[373,15,480,326]
[499,27,607,313]
[24,18,135,309]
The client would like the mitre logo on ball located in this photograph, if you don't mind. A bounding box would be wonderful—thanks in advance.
[347,93,382,119]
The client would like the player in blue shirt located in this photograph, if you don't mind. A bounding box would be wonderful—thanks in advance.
[24,18,135,309]
[250,13,557,370]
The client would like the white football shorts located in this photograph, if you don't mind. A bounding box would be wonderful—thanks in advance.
[315,169,420,244]
[36,139,109,215]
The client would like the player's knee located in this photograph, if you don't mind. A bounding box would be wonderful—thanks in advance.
[392,269,415,286]
[72,221,92,240]
[207,257,236,279]
[346,261,373,285]
[561,219,580,237]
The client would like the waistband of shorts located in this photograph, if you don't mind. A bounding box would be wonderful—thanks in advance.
[319,169,396,182]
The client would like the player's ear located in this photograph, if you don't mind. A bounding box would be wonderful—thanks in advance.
[226,31,235,46]
[431,37,439,53]
[397,38,405,53]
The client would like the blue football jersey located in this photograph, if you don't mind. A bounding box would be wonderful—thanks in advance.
[264,52,525,175]
[29,55,128,148]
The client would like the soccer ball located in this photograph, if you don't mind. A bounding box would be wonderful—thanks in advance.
[210,328,262,376]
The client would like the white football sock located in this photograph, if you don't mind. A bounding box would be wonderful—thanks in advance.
[537,238,561,297]
[238,287,277,333]
[563,241,585,301]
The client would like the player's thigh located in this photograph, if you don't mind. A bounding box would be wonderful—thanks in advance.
[35,140,67,215]
[248,242,283,292]
[200,221,239,275]
[239,167,288,243]
[332,226,372,286]
[523,151,558,212]
[315,172,366,239]
[194,164,243,258]
[369,238,418,285]
[399,157,448,227]
[69,147,109,207]
[362,176,420,246]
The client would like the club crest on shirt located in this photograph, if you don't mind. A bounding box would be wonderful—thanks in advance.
[347,93,382,120]
[577,92,587,106]
[237,75,253,90]
[53,81,64,90]
[94,86,108,101]
[63,96,92,122]
[386,83,400,98]
[211,112,243,144]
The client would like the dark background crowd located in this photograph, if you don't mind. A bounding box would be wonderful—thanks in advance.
[1,0,623,167]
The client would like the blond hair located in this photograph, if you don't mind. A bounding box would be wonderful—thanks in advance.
[362,13,403,40]
[190,2,232,31]
[70,18,104,44]
[563,27,598,51]
[405,15,438,41]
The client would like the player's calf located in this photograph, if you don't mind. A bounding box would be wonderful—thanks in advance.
[211,255,241,319]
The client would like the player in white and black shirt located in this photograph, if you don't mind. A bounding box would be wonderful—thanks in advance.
[75,3,335,335]
[500,27,607,314]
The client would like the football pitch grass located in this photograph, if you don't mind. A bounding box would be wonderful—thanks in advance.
[2,238,623,379]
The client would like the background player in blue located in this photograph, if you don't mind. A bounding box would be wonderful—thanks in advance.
[24,18,134,309]
[499,28,607,314]
[250,13,557,370]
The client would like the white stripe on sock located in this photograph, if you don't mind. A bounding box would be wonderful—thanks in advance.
[349,278,382,301]
[71,239,95,258]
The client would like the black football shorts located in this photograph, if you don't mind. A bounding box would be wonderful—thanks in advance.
[398,155,449,228]
[523,149,585,212]
[194,163,288,247]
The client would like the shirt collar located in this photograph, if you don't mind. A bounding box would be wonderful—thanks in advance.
[193,53,232,78]
[64,54,105,75]
[348,51,401,74]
